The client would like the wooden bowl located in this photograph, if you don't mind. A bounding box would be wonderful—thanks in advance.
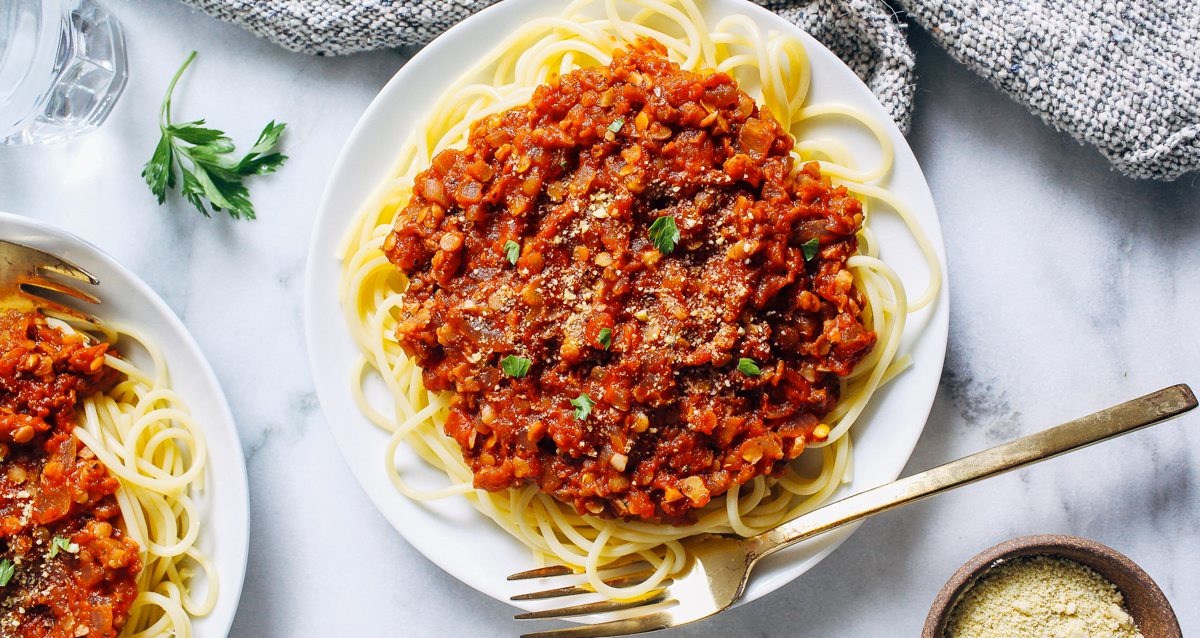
[923,535,1181,638]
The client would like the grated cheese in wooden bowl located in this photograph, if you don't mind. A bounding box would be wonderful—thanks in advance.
[944,555,1144,638]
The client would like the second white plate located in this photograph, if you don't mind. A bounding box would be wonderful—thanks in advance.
[0,212,250,638]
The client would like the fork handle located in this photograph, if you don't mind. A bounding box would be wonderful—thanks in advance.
[745,384,1197,561]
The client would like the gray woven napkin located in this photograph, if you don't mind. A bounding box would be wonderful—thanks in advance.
[180,0,1200,180]
[898,0,1200,180]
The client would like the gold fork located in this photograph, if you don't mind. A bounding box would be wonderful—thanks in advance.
[510,384,1197,638]
[0,239,101,323]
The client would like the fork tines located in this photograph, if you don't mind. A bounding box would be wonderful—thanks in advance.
[514,588,670,621]
[512,573,672,601]
[6,241,99,285]
[508,556,651,581]
[0,240,100,323]
[518,611,677,638]
[510,560,680,638]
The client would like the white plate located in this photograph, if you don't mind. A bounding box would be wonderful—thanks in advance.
[0,212,250,637]
[305,0,950,615]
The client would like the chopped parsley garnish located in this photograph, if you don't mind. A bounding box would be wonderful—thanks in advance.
[0,559,12,586]
[48,536,74,559]
[801,238,820,261]
[503,239,520,265]
[597,327,612,349]
[738,358,762,375]
[142,51,288,220]
[648,215,680,255]
[500,355,531,378]
[571,393,595,420]
[608,118,625,133]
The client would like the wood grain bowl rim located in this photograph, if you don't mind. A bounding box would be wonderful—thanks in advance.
[922,534,1180,638]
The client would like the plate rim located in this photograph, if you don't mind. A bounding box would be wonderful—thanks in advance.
[0,210,251,638]
[304,0,950,614]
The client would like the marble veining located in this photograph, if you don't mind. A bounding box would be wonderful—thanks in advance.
[0,2,1197,636]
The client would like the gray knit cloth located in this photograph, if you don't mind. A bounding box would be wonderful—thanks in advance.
[180,0,1200,180]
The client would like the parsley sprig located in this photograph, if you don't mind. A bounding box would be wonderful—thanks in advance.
[47,536,76,559]
[503,240,521,265]
[738,358,762,375]
[649,216,680,255]
[142,51,288,220]
[571,393,595,420]
[501,355,531,378]
[801,238,820,261]
[0,559,12,586]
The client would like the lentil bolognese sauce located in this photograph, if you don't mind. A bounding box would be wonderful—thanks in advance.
[339,0,941,600]
[384,40,875,523]
[0,311,138,637]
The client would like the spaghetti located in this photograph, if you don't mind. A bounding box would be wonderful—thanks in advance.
[75,321,217,638]
[338,0,940,599]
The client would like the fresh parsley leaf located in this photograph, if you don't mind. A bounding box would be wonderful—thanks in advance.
[608,118,625,133]
[180,167,207,214]
[167,121,228,146]
[649,216,680,255]
[571,393,595,420]
[738,358,761,376]
[238,121,288,175]
[48,536,72,559]
[597,327,612,349]
[141,51,288,220]
[144,135,176,203]
[0,559,12,586]
[801,238,820,261]
[501,355,531,378]
[503,240,520,265]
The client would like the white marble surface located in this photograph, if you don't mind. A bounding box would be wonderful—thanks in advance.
[1,1,1198,636]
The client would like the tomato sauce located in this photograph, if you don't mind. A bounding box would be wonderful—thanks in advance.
[0,311,141,638]
[385,40,875,523]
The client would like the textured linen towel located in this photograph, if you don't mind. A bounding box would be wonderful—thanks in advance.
[180,0,1200,180]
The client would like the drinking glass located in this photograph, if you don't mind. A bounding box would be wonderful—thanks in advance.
[0,0,127,145]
